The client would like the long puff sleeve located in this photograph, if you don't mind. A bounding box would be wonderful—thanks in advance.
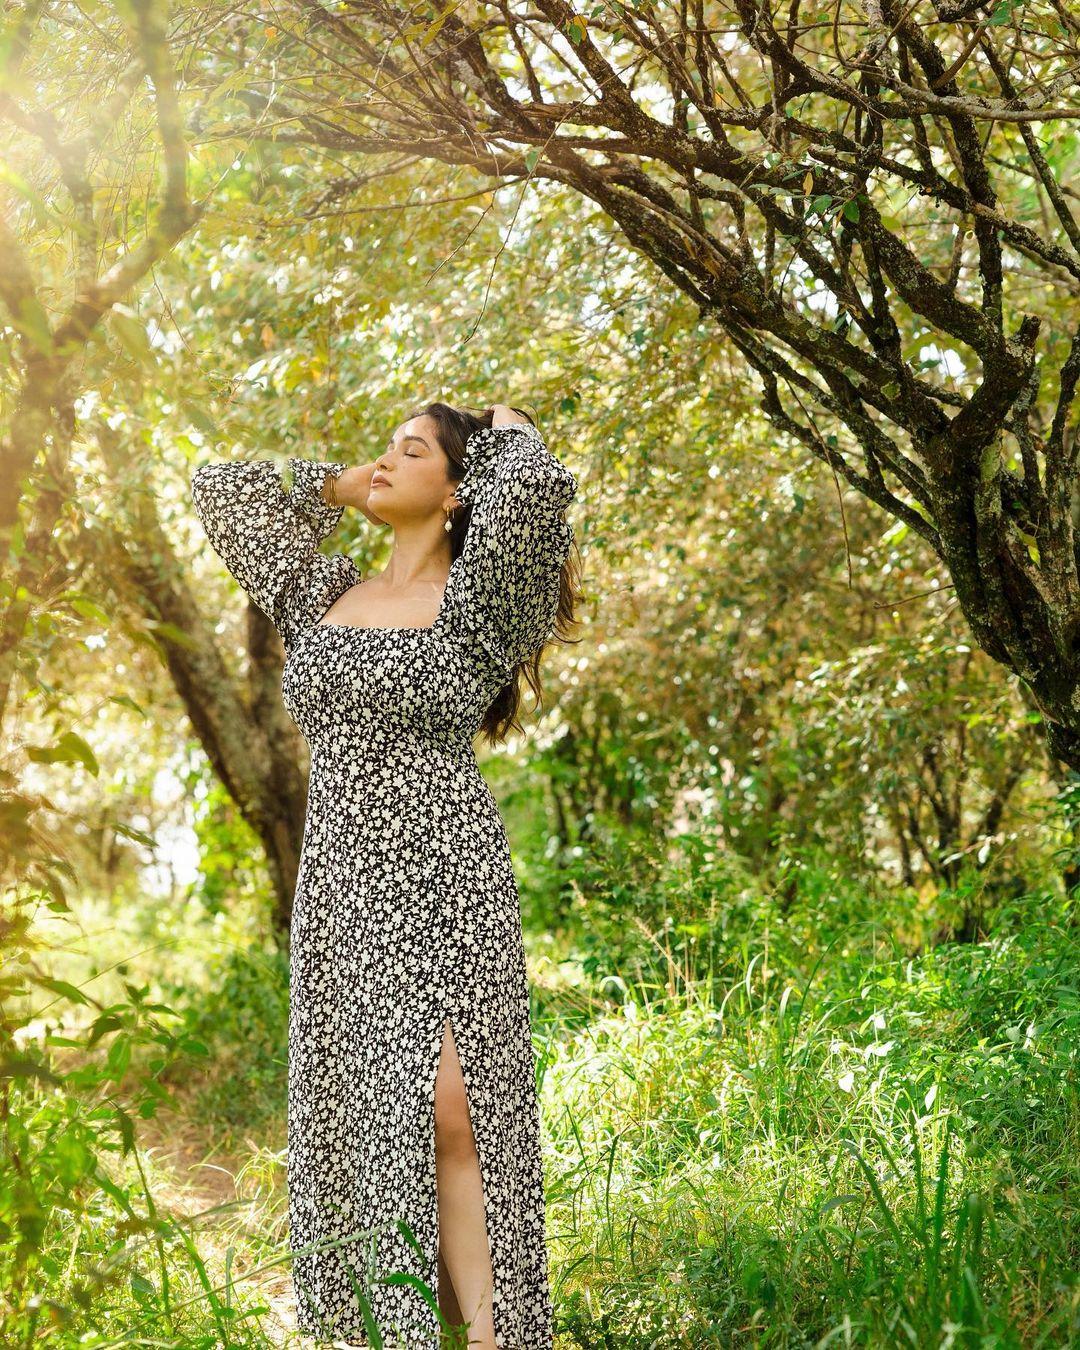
[190,456,351,645]
[445,422,577,679]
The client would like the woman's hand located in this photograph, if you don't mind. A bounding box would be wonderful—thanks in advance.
[489,403,532,430]
[320,463,388,526]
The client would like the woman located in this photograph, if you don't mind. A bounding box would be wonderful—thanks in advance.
[191,401,580,1349]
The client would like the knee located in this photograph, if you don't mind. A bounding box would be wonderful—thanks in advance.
[434,1079,475,1163]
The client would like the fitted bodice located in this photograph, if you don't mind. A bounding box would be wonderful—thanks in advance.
[282,620,505,748]
[284,621,515,902]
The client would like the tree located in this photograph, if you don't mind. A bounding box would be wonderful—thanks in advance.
[214,0,1080,766]
[0,0,200,727]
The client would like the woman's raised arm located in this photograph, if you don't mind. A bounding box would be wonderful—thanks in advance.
[443,419,577,679]
[190,456,351,643]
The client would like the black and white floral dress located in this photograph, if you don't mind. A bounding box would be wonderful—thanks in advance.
[191,421,577,1349]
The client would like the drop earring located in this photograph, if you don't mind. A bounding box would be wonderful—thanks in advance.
[443,507,454,533]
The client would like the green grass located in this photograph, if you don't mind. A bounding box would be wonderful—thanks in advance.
[3,869,1078,1347]
[539,911,1080,1347]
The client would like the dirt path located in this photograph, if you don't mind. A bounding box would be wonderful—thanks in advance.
[132,1108,300,1346]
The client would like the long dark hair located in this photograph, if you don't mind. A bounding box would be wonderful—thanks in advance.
[403,400,583,746]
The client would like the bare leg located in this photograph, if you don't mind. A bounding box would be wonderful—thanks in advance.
[438,1244,465,1344]
[434,1017,497,1350]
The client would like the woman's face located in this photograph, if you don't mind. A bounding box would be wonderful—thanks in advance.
[367,414,457,525]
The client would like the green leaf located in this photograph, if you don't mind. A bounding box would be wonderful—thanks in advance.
[181,399,218,434]
[33,976,90,1006]
[26,731,99,776]
[0,163,55,227]
[67,596,112,623]
[87,1014,124,1047]
[989,0,1025,23]
[109,693,148,717]
[16,295,53,356]
[110,306,156,368]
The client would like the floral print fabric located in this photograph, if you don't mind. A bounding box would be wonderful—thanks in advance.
[191,423,577,1348]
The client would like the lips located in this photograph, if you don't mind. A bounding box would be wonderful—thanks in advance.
[372,475,390,488]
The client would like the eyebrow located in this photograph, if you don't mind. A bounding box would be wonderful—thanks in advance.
[388,434,430,450]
